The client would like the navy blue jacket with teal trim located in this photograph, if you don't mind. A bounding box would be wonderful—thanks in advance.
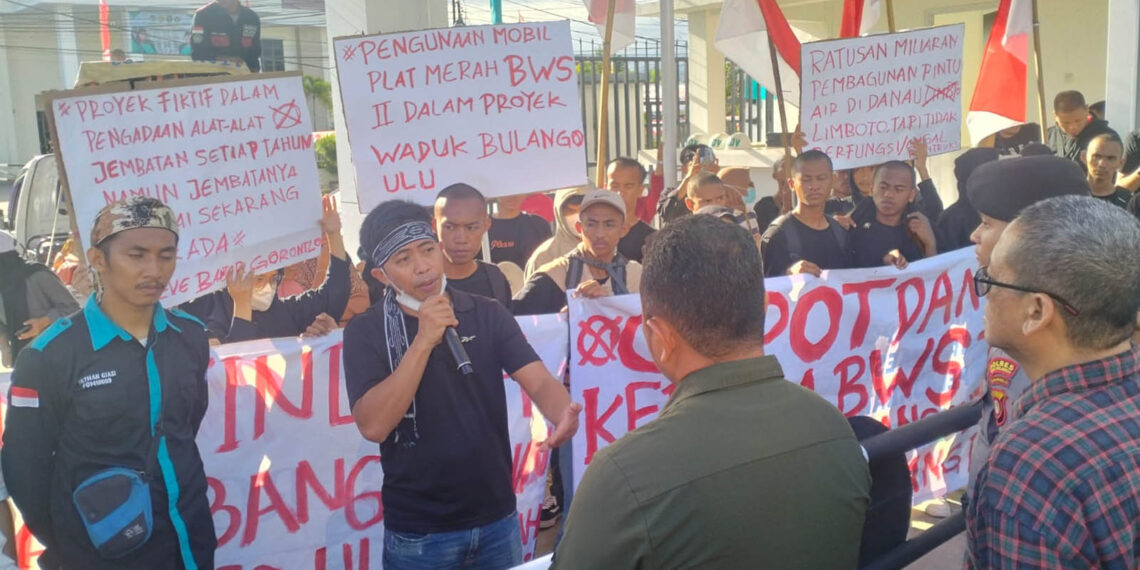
[2,297,215,569]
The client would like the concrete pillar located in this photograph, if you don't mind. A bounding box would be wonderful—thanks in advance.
[686,7,726,138]
[1105,0,1139,129]
[55,7,80,87]
[0,26,20,166]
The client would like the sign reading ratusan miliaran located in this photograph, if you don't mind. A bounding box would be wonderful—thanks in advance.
[46,73,323,306]
[334,21,587,211]
[799,25,965,170]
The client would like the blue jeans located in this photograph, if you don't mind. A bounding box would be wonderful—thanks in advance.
[383,513,522,570]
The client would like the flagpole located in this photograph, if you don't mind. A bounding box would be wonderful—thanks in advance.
[766,34,795,190]
[660,0,678,196]
[886,0,897,32]
[1031,0,1047,141]
[594,0,617,187]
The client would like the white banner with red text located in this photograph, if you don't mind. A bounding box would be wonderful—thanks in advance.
[0,312,567,569]
[568,248,986,504]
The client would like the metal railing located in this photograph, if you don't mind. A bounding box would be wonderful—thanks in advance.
[574,39,689,168]
[726,60,778,144]
[859,401,983,570]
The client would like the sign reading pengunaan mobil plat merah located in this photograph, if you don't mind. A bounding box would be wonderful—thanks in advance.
[334,21,588,211]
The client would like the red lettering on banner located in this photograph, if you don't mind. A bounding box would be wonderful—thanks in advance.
[326,343,354,426]
[942,440,963,475]
[799,368,816,391]
[520,386,534,418]
[219,355,243,453]
[518,507,542,559]
[841,278,896,348]
[511,441,549,494]
[625,381,661,431]
[345,455,384,530]
[918,271,953,334]
[503,54,574,87]
[834,356,868,417]
[619,316,658,373]
[209,477,242,547]
[243,468,301,546]
[789,286,843,362]
[764,291,789,344]
[895,404,939,427]
[926,327,970,406]
[295,459,347,525]
[16,527,44,569]
[870,338,934,405]
[577,315,620,366]
[582,388,621,463]
[253,353,314,441]
[894,277,926,341]
[955,266,980,317]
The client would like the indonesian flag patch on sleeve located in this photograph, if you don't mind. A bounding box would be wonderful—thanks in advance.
[10,387,39,408]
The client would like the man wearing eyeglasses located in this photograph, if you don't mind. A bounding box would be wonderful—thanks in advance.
[962,155,1089,505]
[965,193,1140,568]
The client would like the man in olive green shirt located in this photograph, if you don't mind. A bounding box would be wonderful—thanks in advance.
[551,215,871,569]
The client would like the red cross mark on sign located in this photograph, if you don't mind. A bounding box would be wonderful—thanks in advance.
[923,81,960,107]
[577,315,621,366]
[270,100,303,129]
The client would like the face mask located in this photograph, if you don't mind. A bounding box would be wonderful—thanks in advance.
[384,273,448,312]
[251,282,276,312]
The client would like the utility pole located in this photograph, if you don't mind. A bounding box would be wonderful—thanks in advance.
[490,0,502,24]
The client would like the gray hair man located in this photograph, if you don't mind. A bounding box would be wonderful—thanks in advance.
[966,195,1140,567]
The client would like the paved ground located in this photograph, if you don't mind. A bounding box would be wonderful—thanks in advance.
[533,495,966,569]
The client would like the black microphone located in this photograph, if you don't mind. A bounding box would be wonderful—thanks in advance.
[443,327,475,376]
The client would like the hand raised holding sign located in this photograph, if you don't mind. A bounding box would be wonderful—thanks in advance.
[226,263,255,322]
[319,195,348,260]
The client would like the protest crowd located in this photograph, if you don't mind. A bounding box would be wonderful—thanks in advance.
[2,1,1140,569]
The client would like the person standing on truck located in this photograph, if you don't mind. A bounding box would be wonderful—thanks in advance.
[190,0,261,72]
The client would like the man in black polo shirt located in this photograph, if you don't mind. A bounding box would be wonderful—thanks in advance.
[606,157,656,262]
[4,196,215,569]
[1046,91,1116,166]
[190,0,261,71]
[1085,133,1134,209]
[850,161,938,269]
[488,193,552,270]
[761,150,853,277]
[343,200,580,568]
[434,183,512,306]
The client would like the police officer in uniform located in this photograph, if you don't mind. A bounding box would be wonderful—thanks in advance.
[190,0,262,71]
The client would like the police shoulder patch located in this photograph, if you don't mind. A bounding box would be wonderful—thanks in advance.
[29,317,73,351]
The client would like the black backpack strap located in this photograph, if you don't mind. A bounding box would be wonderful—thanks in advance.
[485,262,510,306]
[770,214,803,262]
[827,216,849,252]
[565,256,584,291]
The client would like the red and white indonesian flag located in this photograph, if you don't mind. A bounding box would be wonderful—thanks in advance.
[966,0,1030,145]
[715,0,802,106]
[584,0,636,54]
[840,0,882,37]
[10,387,38,408]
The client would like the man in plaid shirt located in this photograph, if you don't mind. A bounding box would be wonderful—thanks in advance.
[967,192,1140,568]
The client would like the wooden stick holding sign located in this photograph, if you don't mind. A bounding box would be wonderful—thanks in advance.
[886,0,897,33]
[594,0,617,188]
[1031,0,1047,141]
[766,34,794,186]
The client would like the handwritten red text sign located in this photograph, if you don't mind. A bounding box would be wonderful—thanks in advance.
[0,311,565,569]
[48,75,323,306]
[333,22,587,211]
[568,248,985,504]
[800,25,965,169]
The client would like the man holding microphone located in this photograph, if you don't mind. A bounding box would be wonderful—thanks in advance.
[343,199,580,568]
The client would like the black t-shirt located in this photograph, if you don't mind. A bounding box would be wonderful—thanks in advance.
[760,215,852,277]
[1046,119,1117,166]
[754,196,782,230]
[342,288,540,533]
[849,219,924,268]
[935,201,980,253]
[1123,130,1140,174]
[449,261,512,307]
[992,123,1042,156]
[1092,187,1133,209]
[618,221,656,262]
[488,214,552,269]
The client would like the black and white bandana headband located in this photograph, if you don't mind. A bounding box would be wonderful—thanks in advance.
[371,221,436,268]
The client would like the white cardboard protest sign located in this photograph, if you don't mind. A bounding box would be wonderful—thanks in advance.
[46,73,323,307]
[800,25,965,170]
[2,313,566,569]
[334,22,587,211]
[569,248,985,504]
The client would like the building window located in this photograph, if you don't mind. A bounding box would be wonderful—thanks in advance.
[262,38,285,72]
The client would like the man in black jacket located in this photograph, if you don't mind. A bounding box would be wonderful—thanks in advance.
[3,196,215,569]
[1046,90,1116,167]
[190,0,262,71]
